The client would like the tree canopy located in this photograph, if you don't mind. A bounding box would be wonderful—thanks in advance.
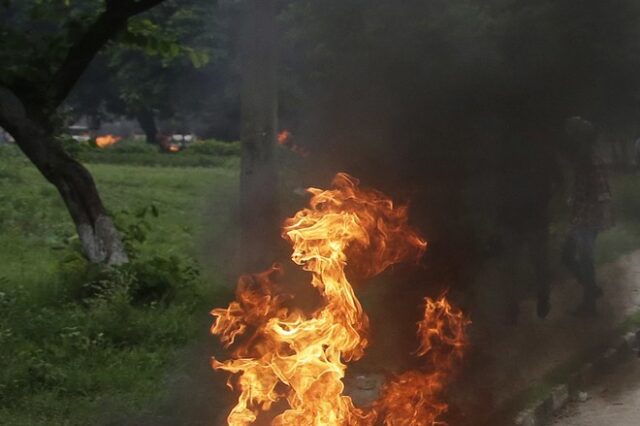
[68,0,240,142]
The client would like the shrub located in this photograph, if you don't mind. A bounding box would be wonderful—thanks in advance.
[186,139,241,157]
[60,136,95,157]
[67,138,241,168]
[106,140,158,154]
[55,204,201,306]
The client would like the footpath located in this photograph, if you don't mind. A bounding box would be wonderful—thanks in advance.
[464,249,640,425]
[550,354,640,426]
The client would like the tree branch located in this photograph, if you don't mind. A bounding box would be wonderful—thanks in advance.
[122,0,169,15]
[50,0,167,108]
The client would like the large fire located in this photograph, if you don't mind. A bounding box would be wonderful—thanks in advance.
[211,173,469,425]
[95,134,122,148]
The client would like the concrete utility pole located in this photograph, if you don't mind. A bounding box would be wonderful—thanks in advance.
[238,0,279,271]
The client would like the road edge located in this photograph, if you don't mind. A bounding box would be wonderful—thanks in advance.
[513,329,640,426]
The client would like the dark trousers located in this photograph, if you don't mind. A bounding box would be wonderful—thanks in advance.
[563,225,599,301]
[504,226,550,315]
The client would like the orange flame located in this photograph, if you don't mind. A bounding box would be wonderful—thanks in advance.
[211,173,468,425]
[277,130,292,146]
[374,296,470,425]
[95,134,121,148]
[276,129,308,157]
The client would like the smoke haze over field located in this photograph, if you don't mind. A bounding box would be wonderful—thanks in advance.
[266,3,640,421]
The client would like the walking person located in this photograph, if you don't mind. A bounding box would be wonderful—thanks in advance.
[562,116,614,317]
[501,120,560,324]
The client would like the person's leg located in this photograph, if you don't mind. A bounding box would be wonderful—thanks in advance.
[503,230,521,324]
[581,228,600,296]
[572,227,600,316]
[562,227,580,278]
[530,228,551,318]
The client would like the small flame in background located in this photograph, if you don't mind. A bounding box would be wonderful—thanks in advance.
[211,173,470,426]
[276,130,292,145]
[95,134,122,148]
[277,129,308,157]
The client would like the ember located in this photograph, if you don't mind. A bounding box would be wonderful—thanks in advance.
[211,173,469,425]
[277,129,308,157]
[277,129,292,145]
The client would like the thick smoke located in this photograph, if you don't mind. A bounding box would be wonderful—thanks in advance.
[272,1,640,422]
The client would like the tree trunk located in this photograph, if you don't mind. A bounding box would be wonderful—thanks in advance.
[0,87,128,264]
[136,108,159,145]
[25,132,128,265]
[0,1,174,266]
[238,0,279,272]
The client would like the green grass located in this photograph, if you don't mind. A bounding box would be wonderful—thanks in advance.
[597,173,640,264]
[0,145,237,425]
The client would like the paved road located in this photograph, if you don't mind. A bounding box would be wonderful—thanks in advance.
[550,356,640,425]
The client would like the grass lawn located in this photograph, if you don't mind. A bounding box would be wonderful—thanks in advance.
[0,145,238,425]
[597,173,640,263]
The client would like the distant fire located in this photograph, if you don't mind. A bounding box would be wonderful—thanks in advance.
[277,129,292,145]
[167,144,181,153]
[211,173,469,425]
[95,134,121,148]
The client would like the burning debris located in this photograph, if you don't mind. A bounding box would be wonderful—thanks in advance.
[211,173,470,425]
[95,134,122,148]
